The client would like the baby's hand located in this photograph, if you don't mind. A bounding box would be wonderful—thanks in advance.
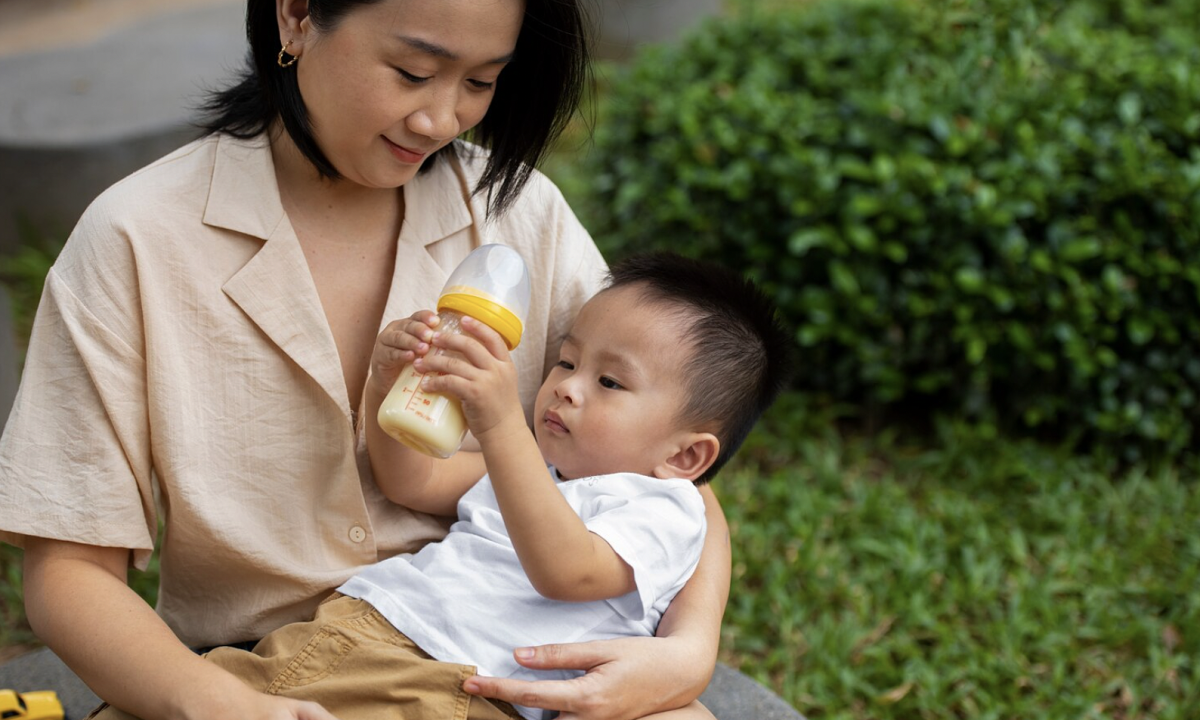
[415,315,524,438]
[369,310,440,398]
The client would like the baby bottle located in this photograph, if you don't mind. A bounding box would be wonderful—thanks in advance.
[377,244,531,458]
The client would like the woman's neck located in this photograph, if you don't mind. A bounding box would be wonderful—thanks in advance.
[269,126,404,242]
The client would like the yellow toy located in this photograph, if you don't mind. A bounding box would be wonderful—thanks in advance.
[0,690,64,720]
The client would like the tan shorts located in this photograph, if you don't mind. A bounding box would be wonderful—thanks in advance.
[88,594,522,720]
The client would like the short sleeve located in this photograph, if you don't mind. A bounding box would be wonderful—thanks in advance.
[0,224,156,567]
[582,480,707,621]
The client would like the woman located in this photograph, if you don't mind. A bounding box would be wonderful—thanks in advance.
[0,1,731,719]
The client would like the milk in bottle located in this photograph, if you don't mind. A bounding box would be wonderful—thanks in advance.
[377,244,531,458]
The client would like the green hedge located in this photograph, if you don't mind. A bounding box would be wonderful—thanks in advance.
[584,0,1200,463]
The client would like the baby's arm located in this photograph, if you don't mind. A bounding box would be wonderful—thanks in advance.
[365,310,486,516]
[418,317,635,602]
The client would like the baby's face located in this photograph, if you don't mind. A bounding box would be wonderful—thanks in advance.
[533,286,696,481]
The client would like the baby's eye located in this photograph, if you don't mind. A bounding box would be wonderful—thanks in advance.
[556,360,575,371]
[599,376,623,390]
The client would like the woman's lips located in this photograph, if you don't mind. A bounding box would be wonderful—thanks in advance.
[543,410,568,434]
[384,137,427,164]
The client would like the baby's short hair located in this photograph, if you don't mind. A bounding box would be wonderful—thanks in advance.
[604,253,793,483]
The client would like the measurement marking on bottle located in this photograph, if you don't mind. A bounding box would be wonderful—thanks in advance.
[404,372,447,424]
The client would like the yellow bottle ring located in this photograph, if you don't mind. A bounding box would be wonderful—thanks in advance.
[438,292,524,350]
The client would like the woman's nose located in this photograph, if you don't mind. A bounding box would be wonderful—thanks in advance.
[408,88,461,142]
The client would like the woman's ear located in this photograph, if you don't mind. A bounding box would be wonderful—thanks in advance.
[277,0,312,51]
[654,433,720,482]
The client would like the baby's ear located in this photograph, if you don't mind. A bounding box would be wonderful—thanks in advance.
[654,433,720,482]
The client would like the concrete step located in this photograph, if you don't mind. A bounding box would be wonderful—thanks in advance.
[0,647,804,720]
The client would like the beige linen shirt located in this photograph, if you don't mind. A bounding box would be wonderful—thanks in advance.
[0,132,607,647]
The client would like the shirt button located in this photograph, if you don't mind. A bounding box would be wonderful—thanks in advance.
[348,525,367,543]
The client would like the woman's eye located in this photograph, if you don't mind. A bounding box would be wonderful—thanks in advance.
[467,78,495,91]
[397,68,431,83]
[599,376,623,390]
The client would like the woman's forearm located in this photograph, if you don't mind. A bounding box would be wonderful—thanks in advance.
[654,485,731,692]
[23,537,257,720]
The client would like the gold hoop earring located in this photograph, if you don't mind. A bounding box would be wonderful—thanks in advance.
[277,40,298,68]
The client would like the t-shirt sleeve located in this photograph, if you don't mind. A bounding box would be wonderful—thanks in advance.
[0,208,156,568]
[582,481,707,621]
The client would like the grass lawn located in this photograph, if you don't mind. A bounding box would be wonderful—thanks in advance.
[716,396,1199,719]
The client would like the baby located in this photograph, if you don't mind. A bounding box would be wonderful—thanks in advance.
[91,252,792,720]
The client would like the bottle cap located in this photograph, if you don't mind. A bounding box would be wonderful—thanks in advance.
[437,244,531,349]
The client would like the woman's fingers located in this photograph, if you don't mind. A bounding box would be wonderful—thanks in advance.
[465,638,692,720]
[511,642,607,670]
[463,642,622,719]
[463,674,605,718]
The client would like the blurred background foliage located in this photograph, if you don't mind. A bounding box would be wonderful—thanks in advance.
[581,0,1200,468]
[3,0,1199,715]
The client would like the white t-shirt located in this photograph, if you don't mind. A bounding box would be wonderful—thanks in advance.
[339,468,706,720]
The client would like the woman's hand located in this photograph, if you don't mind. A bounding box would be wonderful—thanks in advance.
[367,309,440,399]
[465,487,730,720]
[463,635,710,720]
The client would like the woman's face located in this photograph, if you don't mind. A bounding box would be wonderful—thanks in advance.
[289,0,523,188]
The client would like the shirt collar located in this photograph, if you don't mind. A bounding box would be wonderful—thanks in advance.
[202,132,478,247]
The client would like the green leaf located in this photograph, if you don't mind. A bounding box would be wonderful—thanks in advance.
[1060,237,1102,262]
[788,228,831,256]
[966,336,987,364]
[829,260,861,296]
[1117,92,1143,125]
[846,224,878,252]
[1127,318,1154,345]
[954,267,986,294]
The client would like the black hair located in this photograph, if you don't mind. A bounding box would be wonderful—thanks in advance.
[604,253,794,484]
[198,0,590,216]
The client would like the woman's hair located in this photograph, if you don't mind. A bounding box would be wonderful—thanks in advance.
[199,0,590,215]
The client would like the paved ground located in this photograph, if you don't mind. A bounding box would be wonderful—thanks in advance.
[0,0,244,145]
[0,0,237,58]
[0,0,245,260]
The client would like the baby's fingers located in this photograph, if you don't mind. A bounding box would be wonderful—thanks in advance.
[455,316,512,361]
[411,309,440,327]
[379,317,436,354]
